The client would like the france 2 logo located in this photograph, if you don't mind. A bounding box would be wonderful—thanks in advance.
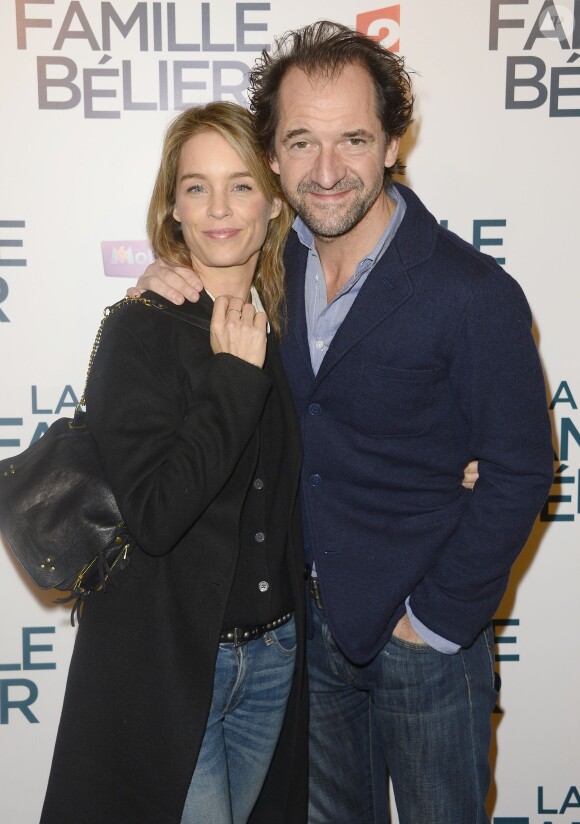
[356,5,401,52]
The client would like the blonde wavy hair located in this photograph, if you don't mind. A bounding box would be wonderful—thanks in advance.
[147,101,293,336]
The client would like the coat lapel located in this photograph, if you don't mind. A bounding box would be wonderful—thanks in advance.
[313,243,413,386]
[283,235,315,381]
[267,336,304,484]
[282,183,438,388]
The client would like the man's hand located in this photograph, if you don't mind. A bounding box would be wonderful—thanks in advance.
[210,296,268,369]
[393,460,479,649]
[462,460,479,490]
[392,612,428,645]
[127,258,203,304]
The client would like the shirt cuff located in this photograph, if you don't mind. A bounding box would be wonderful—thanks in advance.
[405,597,461,655]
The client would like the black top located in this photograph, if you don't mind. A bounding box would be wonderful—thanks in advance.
[224,348,293,626]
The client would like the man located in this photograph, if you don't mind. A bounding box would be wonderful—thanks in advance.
[133,22,553,824]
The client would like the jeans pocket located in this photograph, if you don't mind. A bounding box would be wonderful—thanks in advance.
[322,619,355,682]
[482,623,499,692]
[389,635,434,653]
[268,617,297,656]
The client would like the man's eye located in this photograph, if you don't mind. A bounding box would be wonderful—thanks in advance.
[347,138,365,146]
[292,141,309,150]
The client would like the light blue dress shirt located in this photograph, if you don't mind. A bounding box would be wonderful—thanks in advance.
[297,186,405,377]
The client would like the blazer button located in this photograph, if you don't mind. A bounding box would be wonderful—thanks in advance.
[258,581,270,592]
[309,403,321,415]
[255,531,266,542]
[253,478,264,490]
[309,474,322,486]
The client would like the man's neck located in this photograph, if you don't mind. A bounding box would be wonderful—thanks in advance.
[314,190,396,303]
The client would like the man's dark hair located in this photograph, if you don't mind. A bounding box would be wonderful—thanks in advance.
[248,20,414,178]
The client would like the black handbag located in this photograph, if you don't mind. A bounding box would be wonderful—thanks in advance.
[0,410,132,595]
[0,294,209,618]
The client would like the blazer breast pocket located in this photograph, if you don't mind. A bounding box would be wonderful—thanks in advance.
[352,364,442,437]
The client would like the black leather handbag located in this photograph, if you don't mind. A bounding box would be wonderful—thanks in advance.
[0,409,133,595]
[0,294,209,616]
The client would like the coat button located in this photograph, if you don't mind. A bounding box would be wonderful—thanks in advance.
[255,531,266,542]
[309,403,321,415]
[253,478,264,490]
[309,474,322,486]
[258,581,270,592]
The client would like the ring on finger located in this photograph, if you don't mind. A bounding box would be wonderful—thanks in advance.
[227,308,242,318]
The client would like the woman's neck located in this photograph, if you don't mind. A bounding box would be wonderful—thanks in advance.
[197,267,255,303]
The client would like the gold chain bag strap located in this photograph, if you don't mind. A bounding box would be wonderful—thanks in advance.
[0,296,169,622]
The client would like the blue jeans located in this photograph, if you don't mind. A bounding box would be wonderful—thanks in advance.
[180,617,296,824]
[307,604,498,824]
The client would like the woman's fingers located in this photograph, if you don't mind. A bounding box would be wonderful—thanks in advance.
[210,296,267,368]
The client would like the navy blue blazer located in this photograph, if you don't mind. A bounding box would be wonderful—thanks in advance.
[280,183,553,665]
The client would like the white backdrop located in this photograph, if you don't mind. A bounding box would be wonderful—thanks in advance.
[1,2,578,822]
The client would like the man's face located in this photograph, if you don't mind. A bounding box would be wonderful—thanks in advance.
[270,63,399,239]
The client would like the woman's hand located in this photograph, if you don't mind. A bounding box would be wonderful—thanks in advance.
[210,295,267,369]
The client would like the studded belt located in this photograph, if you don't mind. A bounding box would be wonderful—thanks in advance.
[219,611,293,645]
[309,576,325,610]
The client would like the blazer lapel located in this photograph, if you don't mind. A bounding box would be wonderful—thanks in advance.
[312,182,439,386]
[313,246,413,386]
[283,235,315,380]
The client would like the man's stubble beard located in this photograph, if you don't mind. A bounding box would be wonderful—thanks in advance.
[281,171,385,239]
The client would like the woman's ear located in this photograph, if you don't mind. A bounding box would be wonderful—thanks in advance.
[172,205,181,223]
[270,197,283,221]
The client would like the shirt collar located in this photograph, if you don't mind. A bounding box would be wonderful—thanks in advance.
[293,184,404,269]
[204,285,264,312]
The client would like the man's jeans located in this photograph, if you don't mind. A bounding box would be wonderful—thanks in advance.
[307,604,497,824]
[180,617,296,824]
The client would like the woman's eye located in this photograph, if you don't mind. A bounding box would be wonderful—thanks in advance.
[186,184,205,193]
[234,183,252,191]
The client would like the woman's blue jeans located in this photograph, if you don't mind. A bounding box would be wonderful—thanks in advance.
[307,604,498,824]
[180,617,296,824]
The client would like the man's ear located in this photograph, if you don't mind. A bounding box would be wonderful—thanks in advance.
[269,153,281,176]
[384,137,400,170]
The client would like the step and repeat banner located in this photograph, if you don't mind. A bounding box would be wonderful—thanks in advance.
[0,1,578,822]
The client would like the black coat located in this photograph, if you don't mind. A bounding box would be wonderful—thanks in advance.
[41,294,307,824]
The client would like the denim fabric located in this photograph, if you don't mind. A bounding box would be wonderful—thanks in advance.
[180,617,296,824]
[307,605,498,824]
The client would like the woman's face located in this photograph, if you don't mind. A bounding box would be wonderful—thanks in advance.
[172,130,281,281]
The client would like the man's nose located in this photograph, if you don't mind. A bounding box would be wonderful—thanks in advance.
[310,145,347,189]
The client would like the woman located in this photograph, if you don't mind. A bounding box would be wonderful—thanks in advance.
[40,102,307,824]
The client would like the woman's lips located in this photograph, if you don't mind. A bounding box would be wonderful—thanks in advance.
[203,229,240,240]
